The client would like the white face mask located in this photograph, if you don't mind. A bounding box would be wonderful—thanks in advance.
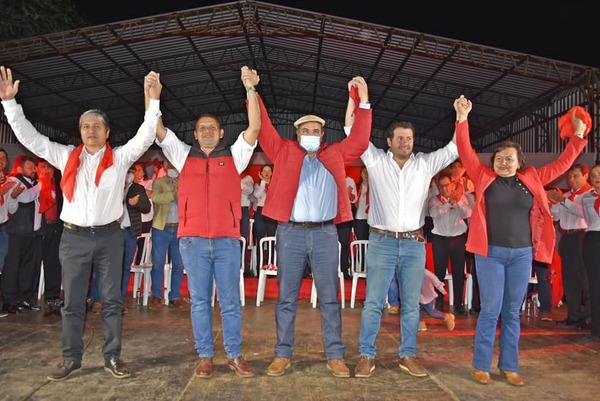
[167,169,179,178]
[125,173,134,185]
[300,135,321,152]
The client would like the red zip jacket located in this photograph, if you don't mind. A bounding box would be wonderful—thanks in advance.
[257,97,372,224]
[456,120,587,263]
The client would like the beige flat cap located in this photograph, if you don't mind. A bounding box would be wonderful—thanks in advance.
[293,114,326,128]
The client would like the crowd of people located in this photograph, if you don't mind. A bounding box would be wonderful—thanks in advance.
[0,63,598,389]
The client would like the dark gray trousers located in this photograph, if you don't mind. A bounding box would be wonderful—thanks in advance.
[59,223,124,362]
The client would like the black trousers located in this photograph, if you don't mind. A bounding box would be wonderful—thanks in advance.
[336,221,353,277]
[2,233,43,305]
[42,223,63,300]
[431,233,467,308]
[559,231,590,322]
[583,231,600,335]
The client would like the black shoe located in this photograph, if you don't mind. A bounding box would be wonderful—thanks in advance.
[469,306,481,314]
[577,320,591,331]
[47,360,81,381]
[104,356,131,379]
[2,304,19,314]
[455,305,468,315]
[18,301,40,311]
[555,319,582,326]
[44,299,62,316]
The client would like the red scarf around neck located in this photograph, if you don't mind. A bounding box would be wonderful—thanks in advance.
[38,173,56,214]
[356,183,369,213]
[61,144,114,202]
[567,183,592,202]
[591,191,600,215]
[0,173,6,206]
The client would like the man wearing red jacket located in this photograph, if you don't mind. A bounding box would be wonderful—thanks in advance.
[259,76,372,378]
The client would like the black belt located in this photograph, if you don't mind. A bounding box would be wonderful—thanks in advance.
[564,229,585,235]
[370,227,425,241]
[46,220,58,225]
[64,221,119,234]
[288,220,334,228]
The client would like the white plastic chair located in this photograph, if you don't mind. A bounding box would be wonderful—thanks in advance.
[212,237,246,307]
[445,263,473,308]
[131,233,153,306]
[247,218,257,276]
[256,236,277,306]
[310,242,345,308]
[521,267,539,315]
[37,262,45,300]
[350,239,369,308]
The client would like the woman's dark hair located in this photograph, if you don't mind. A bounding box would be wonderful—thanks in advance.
[490,141,526,171]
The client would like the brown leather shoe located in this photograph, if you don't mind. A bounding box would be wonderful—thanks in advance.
[104,356,131,379]
[228,356,254,378]
[474,369,491,384]
[399,356,427,377]
[169,299,186,308]
[354,355,375,378]
[500,369,524,386]
[267,357,291,376]
[327,359,350,378]
[388,305,400,315]
[149,297,163,310]
[194,357,213,378]
[47,360,81,381]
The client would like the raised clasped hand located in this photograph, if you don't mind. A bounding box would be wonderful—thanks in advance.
[241,65,259,89]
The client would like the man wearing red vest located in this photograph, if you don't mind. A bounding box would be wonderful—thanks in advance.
[152,66,260,379]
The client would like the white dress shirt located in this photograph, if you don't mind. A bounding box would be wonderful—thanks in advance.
[550,188,588,230]
[8,175,42,231]
[428,194,471,236]
[358,141,458,232]
[2,98,161,227]
[579,189,600,231]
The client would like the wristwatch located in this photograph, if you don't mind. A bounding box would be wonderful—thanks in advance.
[559,198,566,205]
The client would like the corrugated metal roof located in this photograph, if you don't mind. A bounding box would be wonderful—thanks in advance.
[0,0,598,154]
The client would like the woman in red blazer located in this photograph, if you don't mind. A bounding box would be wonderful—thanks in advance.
[455,95,588,386]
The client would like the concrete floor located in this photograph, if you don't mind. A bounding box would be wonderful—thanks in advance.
[1,293,599,401]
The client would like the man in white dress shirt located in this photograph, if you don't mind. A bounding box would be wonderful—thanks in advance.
[0,66,163,381]
[350,95,471,378]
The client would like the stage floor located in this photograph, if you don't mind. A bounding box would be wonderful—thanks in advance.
[1,294,599,401]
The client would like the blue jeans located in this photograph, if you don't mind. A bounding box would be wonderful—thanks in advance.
[121,228,137,298]
[420,299,445,320]
[387,272,400,307]
[274,222,344,360]
[359,232,426,358]
[179,236,242,359]
[473,246,532,373]
[151,226,185,301]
